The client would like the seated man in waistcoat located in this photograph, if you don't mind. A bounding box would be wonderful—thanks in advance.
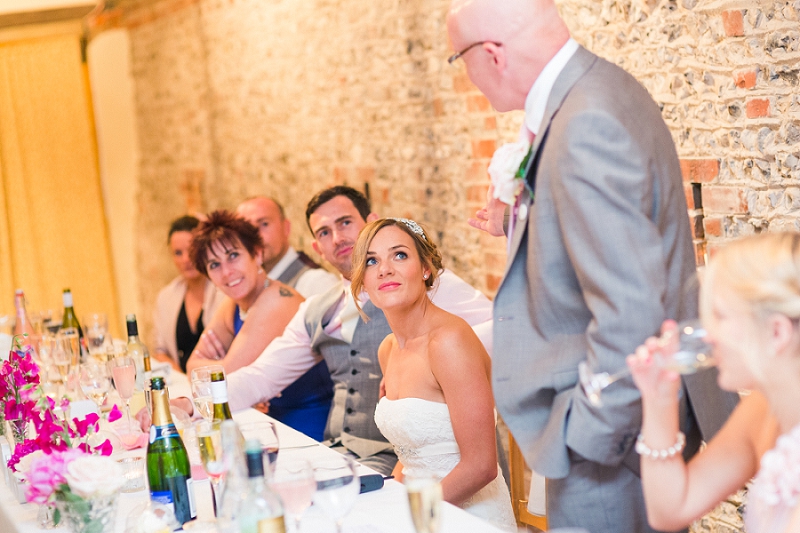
[223,186,494,474]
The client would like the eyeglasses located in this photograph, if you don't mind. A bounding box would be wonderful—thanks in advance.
[447,41,502,64]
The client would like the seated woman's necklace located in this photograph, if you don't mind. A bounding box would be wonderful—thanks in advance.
[237,278,270,322]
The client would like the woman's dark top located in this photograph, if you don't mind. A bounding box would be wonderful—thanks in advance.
[175,302,203,373]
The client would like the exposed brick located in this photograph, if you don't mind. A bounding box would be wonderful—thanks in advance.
[484,252,507,272]
[467,184,489,203]
[733,70,756,89]
[486,273,502,293]
[484,116,497,130]
[453,73,474,93]
[721,10,744,37]
[690,213,704,240]
[467,161,488,182]
[680,159,719,184]
[683,183,695,210]
[471,139,496,159]
[467,94,491,112]
[746,98,770,118]
[332,166,350,184]
[703,217,723,238]
[432,98,444,117]
[701,186,749,214]
[694,241,707,267]
[356,167,375,183]
[706,242,726,261]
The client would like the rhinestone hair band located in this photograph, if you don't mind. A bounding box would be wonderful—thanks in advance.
[392,218,426,240]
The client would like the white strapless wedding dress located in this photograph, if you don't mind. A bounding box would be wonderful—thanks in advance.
[374,397,516,531]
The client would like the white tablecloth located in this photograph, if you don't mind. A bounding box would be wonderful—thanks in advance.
[0,377,506,533]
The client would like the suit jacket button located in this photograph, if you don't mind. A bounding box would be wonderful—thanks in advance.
[350,349,358,356]
[351,369,359,375]
[346,408,354,414]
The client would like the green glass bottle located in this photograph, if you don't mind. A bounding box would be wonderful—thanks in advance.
[146,376,196,525]
[210,370,233,421]
[126,314,151,392]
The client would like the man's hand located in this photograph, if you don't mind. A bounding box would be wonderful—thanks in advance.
[194,329,227,360]
[252,401,271,414]
[467,184,506,237]
[135,397,194,432]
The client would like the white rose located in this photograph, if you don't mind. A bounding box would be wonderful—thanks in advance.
[65,455,125,498]
[488,141,530,205]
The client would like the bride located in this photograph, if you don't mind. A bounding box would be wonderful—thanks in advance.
[350,218,515,531]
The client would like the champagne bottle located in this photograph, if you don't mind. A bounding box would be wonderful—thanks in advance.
[126,314,151,392]
[61,288,85,356]
[238,439,285,533]
[211,370,234,421]
[146,376,196,525]
[13,289,34,348]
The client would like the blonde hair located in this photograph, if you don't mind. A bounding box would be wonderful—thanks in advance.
[700,231,800,377]
[350,218,444,318]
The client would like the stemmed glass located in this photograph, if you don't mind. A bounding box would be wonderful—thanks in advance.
[312,455,360,533]
[57,328,81,394]
[239,420,280,472]
[110,356,137,430]
[190,365,224,421]
[270,458,315,533]
[79,362,112,414]
[405,475,443,533]
[83,313,109,358]
[195,419,228,515]
[578,320,714,407]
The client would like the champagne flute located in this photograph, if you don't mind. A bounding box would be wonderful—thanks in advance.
[405,475,443,533]
[190,365,224,421]
[110,356,137,430]
[83,313,109,357]
[312,455,360,533]
[79,362,112,413]
[578,320,714,407]
[239,420,280,472]
[270,458,315,533]
[195,419,227,515]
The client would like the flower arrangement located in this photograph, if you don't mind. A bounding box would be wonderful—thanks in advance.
[0,337,41,437]
[487,141,533,206]
[22,449,124,531]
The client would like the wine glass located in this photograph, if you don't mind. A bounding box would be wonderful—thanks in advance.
[58,328,81,394]
[83,313,109,357]
[190,365,224,420]
[110,356,137,430]
[270,458,315,533]
[312,455,360,533]
[578,320,714,407]
[195,419,228,515]
[405,475,443,533]
[79,362,112,413]
[239,420,280,472]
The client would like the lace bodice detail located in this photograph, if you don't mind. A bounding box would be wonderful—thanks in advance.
[374,397,516,531]
[746,424,800,533]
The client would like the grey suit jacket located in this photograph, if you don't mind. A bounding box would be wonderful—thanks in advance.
[493,46,737,479]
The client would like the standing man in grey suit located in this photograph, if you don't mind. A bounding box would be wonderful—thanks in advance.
[448,1,738,531]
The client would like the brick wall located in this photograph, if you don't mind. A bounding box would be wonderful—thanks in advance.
[93,1,800,529]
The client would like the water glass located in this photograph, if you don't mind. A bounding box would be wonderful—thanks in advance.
[312,455,359,533]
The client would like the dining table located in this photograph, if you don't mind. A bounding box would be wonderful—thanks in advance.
[0,366,507,533]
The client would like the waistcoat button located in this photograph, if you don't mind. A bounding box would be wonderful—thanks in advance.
[346,408,353,414]
[348,388,356,394]
[351,369,359,375]
[350,349,358,356]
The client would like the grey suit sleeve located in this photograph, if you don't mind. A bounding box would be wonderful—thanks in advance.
[550,110,669,466]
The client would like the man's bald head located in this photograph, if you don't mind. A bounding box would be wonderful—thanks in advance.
[236,196,291,272]
[446,0,570,112]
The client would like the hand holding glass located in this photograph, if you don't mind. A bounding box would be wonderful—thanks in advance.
[579,320,714,407]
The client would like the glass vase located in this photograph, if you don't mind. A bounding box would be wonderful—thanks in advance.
[6,418,27,446]
[38,504,57,529]
[55,493,118,533]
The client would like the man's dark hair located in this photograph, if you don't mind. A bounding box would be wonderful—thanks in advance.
[305,186,371,234]
[190,210,264,275]
[168,215,200,241]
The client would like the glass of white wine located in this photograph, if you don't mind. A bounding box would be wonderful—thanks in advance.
[578,320,714,407]
[190,366,223,421]
[405,475,443,533]
[79,362,111,413]
[195,419,227,515]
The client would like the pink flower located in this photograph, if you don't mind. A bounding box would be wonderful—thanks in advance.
[24,449,84,504]
[108,404,122,423]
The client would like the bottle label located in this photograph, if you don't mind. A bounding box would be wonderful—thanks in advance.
[62,292,73,307]
[187,478,197,518]
[150,425,179,444]
[257,517,286,533]
[210,380,229,403]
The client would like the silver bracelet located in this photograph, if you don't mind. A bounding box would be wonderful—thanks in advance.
[635,431,686,459]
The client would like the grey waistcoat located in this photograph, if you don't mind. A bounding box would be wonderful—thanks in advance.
[303,285,393,458]
[275,256,312,289]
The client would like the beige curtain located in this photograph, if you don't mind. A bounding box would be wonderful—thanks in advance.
[0,31,119,328]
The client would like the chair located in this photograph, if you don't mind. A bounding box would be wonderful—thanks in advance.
[509,433,548,531]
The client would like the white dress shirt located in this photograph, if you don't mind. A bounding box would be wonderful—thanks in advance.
[227,269,493,411]
[524,38,579,136]
[268,247,340,298]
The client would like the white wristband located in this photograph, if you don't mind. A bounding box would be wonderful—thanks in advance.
[635,431,686,459]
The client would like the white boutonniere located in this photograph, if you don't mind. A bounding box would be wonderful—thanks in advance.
[488,141,533,206]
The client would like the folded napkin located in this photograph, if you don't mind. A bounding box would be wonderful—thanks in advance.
[108,405,148,450]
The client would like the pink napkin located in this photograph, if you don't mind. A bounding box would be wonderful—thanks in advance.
[108,405,148,450]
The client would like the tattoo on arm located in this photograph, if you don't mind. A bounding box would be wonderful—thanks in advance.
[279,287,293,297]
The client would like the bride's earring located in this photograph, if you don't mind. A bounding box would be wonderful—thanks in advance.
[423,273,429,280]
[258,266,265,275]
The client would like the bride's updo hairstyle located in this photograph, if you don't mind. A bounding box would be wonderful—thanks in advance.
[700,231,800,377]
[350,218,443,314]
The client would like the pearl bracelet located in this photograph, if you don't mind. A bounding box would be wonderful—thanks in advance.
[635,431,686,459]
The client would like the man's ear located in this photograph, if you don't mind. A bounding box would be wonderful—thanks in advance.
[283,218,292,237]
[367,212,380,223]
[484,42,505,71]
[311,241,322,256]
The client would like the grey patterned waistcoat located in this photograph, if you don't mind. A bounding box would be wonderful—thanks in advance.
[304,285,394,459]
